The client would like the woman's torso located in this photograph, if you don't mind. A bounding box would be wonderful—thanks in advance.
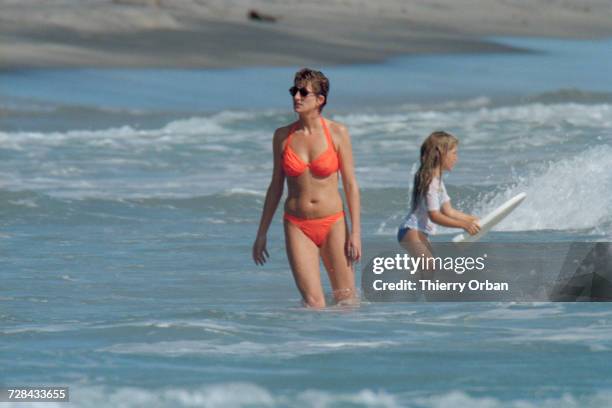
[281,118,343,218]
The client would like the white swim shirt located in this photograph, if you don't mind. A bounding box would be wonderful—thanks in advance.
[399,177,450,235]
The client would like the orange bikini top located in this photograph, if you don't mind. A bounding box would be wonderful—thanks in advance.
[282,118,340,178]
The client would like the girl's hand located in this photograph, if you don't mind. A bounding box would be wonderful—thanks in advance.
[345,232,362,263]
[463,220,481,236]
[252,234,269,265]
[468,215,480,223]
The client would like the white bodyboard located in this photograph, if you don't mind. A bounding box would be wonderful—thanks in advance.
[452,192,527,243]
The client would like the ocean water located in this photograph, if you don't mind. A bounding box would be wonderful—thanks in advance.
[1,38,612,407]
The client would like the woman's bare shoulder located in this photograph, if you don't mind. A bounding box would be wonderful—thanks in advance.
[325,119,350,144]
[273,122,296,144]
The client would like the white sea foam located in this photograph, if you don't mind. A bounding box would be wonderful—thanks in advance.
[335,103,612,148]
[101,339,399,359]
[466,303,565,321]
[397,96,493,111]
[475,145,612,232]
[221,188,266,197]
[1,324,76,335]
[1,319,256,336]
[0,383,402,408]
[3,385,612,408]
[408,303,568,325]
[503,325,612,351]
[1,103,610,200]
[412,390,612,408]
[8,198,38,208]
[0,111,266,152]
[161,116,227,136]
[106,318,257,335]
[1,103,609,152]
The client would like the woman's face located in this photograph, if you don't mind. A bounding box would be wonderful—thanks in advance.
[292,82,322,113]
[442,145,458,171]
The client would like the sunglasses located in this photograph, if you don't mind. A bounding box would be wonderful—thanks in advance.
[289,86,316,97]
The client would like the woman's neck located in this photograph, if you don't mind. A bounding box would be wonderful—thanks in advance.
[298,111,322,134]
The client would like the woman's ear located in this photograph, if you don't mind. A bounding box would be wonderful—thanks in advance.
[317,94,325,109]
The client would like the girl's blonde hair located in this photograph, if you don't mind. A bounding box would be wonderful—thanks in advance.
[411,131,459,211]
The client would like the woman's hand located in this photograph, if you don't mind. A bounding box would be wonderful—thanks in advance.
[463,219,481,236]
[345,231,362,263]
[252,234,269,265]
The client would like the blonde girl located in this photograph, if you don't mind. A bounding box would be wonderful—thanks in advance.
[398,131,480,257]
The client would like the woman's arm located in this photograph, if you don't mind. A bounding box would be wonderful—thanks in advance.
[336,123,361,262]
[253,129,286,265]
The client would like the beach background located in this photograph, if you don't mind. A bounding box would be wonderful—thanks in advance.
[2,1,612,407]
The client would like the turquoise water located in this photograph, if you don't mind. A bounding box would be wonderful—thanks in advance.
[2,37,612,113]
[1,38,612,407]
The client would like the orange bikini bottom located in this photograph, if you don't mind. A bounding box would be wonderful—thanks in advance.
[284,211,345,247]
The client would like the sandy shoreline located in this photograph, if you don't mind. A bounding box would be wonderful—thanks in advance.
[1,0,612,69]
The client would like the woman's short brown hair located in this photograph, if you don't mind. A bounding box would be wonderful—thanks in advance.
[294,68,329,112]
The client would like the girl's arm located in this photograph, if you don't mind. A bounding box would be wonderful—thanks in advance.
[441,202,479,223]
[425,180,479,235]
[429,208,480,235]
[252,129,286,265]
[336,123,361,262]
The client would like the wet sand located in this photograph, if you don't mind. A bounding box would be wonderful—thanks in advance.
[1,0,611,69]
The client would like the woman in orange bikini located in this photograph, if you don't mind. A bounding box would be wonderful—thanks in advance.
[252,68,361,308]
